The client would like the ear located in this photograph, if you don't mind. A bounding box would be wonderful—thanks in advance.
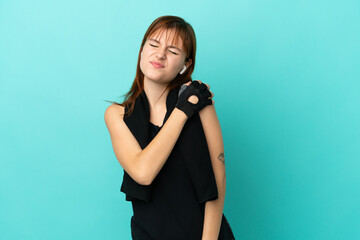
[186,59,192,69]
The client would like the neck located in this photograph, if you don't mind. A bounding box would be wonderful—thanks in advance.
[143,78,170,112]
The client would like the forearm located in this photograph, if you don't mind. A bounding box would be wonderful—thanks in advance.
[136,107,188,185]
[202,177,226,240]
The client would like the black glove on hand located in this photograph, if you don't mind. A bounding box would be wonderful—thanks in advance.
[175,80,213,118]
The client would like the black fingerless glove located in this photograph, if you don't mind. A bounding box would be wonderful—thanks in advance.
[175,81,212,118]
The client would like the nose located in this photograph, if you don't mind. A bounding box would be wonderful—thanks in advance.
[155,47,167,59]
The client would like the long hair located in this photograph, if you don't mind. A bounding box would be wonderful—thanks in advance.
[105,15,197,119]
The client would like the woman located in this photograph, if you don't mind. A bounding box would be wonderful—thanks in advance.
[105,15,235,239]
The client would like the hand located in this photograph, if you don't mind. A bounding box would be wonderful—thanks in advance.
[175,80,214,118]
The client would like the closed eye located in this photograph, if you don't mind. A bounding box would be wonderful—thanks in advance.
[149,43,179,55]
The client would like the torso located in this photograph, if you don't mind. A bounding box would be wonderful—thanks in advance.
[130,121,205,239]
[149,107,167,127]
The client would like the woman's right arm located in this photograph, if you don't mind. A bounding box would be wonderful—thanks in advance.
[104,104,188,186]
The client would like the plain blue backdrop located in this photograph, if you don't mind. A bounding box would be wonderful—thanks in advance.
[1,0,359,239]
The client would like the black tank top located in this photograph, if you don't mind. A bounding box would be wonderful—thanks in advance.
[130,121,206,239]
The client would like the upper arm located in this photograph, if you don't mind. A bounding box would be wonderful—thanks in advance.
[199,105,226,195]
[104,104,146,185]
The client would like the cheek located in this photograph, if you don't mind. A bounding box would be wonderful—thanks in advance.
[141,49,154,61]
[167,57,180,66]
[173,61,184,71]
[140,51,149,64]
[139,54,147,71]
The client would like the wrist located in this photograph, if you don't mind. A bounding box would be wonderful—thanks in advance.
[173,107,189,121]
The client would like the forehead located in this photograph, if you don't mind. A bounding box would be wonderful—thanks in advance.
[148,28,184,48]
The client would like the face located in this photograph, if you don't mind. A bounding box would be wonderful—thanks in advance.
[140,28,192,85]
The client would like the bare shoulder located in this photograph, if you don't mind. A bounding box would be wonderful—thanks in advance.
[104,104,125,126]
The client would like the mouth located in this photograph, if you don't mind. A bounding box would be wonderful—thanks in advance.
[150,61,164,68]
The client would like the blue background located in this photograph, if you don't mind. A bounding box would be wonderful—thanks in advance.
[1,0,359,239]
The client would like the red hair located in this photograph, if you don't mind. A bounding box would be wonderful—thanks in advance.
[105,15,197,118]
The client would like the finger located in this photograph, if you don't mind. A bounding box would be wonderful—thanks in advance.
[183,80,191,85]
[202,90,211,98]
[204,83,210,90]
[205,91,214,98]
[210,91,214,98]
[205,98,213,105]
[195,80,202,84]
[182,82,190,87]
[190,80,200,87]
[198,83,208,92]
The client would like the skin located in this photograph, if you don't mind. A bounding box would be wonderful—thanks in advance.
[199,105,226,240]
[104,28,225,240]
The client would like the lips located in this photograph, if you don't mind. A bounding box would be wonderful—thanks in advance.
[150,61,164,68]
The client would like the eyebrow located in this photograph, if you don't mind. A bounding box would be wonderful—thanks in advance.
[148,39,182,52]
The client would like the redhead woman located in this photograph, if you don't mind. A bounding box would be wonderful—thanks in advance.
[104,15,235,240]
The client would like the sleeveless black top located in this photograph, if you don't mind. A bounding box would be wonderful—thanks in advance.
[130,121,206,239]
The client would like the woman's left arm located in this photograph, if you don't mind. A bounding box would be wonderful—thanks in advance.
[199,104,226,240]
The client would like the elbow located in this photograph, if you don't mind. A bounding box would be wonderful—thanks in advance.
[141,179,153,186]
[126,169,151,186]
[133,155,153,186]
[133,154,155,186]
[136,171,153,186]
